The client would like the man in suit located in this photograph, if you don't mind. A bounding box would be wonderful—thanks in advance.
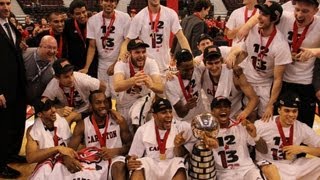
[0,0,27,178]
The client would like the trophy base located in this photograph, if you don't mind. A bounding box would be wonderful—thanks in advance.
[188,144,216,180]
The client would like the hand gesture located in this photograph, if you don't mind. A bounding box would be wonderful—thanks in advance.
[174,131,186,147]
[241,119,257,138]
[186,96,197,110]
[203,135,219,149]
[225,53,237,69]
[282,145,304,157]
[295,47,316,62]
[133,71,147,86]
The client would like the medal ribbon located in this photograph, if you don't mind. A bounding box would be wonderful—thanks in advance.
[53,127,59,146]
[291,20,312,53]
[74,19,87,48]
[102,12,116,45]
[244,7,257,23]
[148,7,161,48]
[155,125,170,155]
[177,72,192,101]
[276,116,293,147]
[60,84,75,107]
[258,27,277,61]
[91,114,110,147]
[50,29,63,58]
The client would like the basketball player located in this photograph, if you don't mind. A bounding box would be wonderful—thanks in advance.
[118,0,190,75]
[255,91,320,179]
[113,39,163,131]
[201,46,259,121]
[165,49,205,122]
[60,90,132,179]
[26,98,77,179]
[226,1,292,121]
[127,98,194,180]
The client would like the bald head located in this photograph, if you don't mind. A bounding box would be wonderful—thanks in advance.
[38,35,58,61]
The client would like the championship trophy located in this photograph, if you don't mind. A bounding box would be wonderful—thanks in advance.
[189,113,219,180]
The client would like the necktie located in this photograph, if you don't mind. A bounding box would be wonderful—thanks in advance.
[4,22,14,44]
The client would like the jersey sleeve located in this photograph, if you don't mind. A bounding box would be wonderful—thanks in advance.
[169,8,182,35]
[114,61,127,75]
[225,9,238,30]
[300,123,320,147]
[165,78,182,106]
[146,59,160,76]
[127,12,142,39]
[128,127,145,158]
[76,72,100,91]
[86,15,96,39]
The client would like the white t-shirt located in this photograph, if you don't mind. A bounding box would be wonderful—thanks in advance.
[113,57,160,108]
[83,115,123,149]
[42,72,100,113]
[255,116,320,163]
[127,5,181,73]
[87,10,131,69]
[29,113,71,149]
[277,13,320,84]
[165,66,205,122]
[213,120,256,173]
[241,26,292,86]
[226,6,257,46]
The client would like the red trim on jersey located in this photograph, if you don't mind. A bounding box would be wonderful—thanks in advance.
[53,127,59,146]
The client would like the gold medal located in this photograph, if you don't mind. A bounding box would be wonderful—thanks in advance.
[159,153,166,160]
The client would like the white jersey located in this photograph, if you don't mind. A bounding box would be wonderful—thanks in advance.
[202,64,243,118]
[277,13,320,84]
[87,10,131,69]
[213,121,261,180]
[113,57,160,108]
[255,116,320,163]
[165,66,205,122]
[29,113,71,148]
[42,72,100,113]
[127,5,181,73]
[226,6,257,46]
[241,26,292,86]
[29,114,71,180]
[255,116,320,179]
[83,115,123,149]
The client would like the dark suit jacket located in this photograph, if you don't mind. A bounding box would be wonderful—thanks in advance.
[0,21,26,105]
[173,14,208,56]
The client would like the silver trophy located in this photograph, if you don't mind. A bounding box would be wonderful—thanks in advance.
[191,113,220,149]
[189,113,219,180]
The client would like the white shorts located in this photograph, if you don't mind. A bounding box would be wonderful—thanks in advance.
[252,85,271,117]
[273,157,320,180]
[129,93,154,126]
[216,166,263,180]
[135,157,186,180]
